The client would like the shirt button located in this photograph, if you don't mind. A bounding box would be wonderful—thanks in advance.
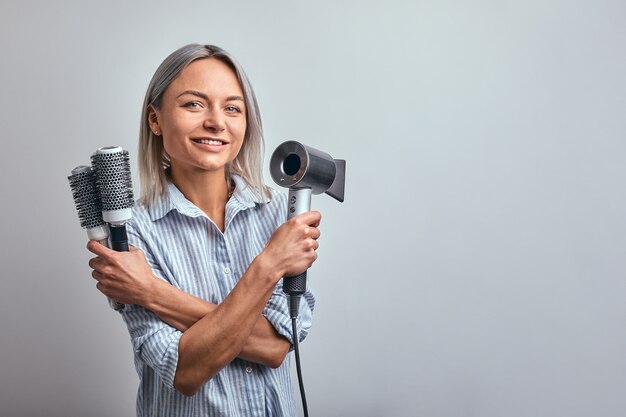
[224,267,231,274]
[245,366,253,374]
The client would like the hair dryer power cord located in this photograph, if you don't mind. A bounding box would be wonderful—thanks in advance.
[290,294,309,417]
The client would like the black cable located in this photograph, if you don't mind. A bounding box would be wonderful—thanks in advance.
[291,313,309,417]
[289,294,309,416]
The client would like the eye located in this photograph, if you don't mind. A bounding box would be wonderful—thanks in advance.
[225,105,242,113]
[183,101,204,109]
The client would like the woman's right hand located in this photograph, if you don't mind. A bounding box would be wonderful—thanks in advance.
[261,211,322,278]
[87,241,158,306]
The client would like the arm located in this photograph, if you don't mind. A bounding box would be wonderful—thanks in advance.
[173,254,281,395]
[141,274,315,361]
[144,277,290,367]
[173,211,321,396]
[88,242,290,368]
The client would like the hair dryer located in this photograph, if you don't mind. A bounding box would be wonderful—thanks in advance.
[269,140,345,318]
[269,141,345,417]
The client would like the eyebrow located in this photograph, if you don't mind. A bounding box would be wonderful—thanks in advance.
[177,90,208,100]
[177,90,244,102]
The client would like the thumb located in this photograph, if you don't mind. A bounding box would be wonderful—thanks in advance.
[128,244,141,252]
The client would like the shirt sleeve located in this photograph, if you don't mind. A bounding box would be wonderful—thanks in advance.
[119,221,182,391]
[262,275,315,347]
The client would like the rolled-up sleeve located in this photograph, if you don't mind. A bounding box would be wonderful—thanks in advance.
[120,221,182,390]
[121,304,182,389]
[262,280,315,346]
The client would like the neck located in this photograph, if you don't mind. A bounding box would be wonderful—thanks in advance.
[169,165,232,231]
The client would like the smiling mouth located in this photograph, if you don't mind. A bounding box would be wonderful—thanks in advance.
[192,138,227,145]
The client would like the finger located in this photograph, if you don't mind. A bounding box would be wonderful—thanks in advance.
[294,210,322,227]
[88,257,97,269]
[87,240,116,259]
[92,270,102,281]
[302,225,321,240]
[308,211,322,227]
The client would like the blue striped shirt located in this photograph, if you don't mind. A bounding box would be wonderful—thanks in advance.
[121,175,315,417]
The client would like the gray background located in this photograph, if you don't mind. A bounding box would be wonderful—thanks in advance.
[1,0,625,416]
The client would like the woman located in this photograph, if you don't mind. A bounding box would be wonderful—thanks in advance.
[87,44,320,417]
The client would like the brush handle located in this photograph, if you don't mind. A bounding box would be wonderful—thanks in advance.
[110,224,129,252]
[107,225,127,310]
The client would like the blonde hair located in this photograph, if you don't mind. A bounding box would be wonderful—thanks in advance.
[138,44,271,207]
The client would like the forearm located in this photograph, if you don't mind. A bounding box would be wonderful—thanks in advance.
[144,276,289,367]
[239,316,290,368]
[144,279,215,331]
[174,255,282,395]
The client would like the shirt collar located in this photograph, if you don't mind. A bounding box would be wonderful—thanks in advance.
[147,174,269,222]
[231,174,270,207]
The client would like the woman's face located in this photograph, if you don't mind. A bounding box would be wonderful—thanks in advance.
[150,58,247,177]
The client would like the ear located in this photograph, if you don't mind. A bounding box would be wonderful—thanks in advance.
[147,105,161,135]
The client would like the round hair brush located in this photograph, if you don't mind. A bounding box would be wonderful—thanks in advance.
[91,146,134,251]
[67,165,124,311]
[68,165,109,244]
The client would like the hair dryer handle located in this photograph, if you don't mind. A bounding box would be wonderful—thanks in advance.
[284,271,307,295]
[284,188,312,317]
[284,271,307,318]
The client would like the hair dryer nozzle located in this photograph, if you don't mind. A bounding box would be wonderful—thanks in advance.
[325,159,345,202]
[270,141,345,201]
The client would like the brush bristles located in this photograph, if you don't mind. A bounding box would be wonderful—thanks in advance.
[91,150,135,211]
[68,168,105,229]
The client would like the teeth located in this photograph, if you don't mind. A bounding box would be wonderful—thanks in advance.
[195,139,224,145]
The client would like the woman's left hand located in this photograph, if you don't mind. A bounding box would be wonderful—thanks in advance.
[87,240,157,306]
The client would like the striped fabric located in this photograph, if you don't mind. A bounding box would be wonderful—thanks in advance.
[120,175,315,417]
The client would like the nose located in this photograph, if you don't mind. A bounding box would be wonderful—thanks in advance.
[203,110,225,132]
